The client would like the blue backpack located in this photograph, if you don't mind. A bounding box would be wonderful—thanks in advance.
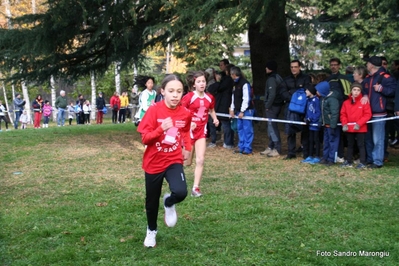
[288,88,307,114]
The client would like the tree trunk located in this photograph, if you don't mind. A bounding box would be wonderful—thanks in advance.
[248,0,290,99]
[50,75,57,121]
[115,62,121,95]
[21,82,31,123]
[90,71,96,121]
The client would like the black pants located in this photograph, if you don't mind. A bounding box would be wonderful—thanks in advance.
[145,163,187,231]
[84,113,90,124]
[118,108,126,123]
[308,130,320,158]
[338,127,345,158]
[0,116,9,130]
[208,115,217,143]
[79,113,85,124]
[346,133,366,164]
[112,110,118,123]
[287,130,308,158]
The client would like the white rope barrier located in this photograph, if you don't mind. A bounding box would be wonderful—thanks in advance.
[215,112,399,126]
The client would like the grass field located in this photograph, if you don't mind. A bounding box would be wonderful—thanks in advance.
[1,121,399,265]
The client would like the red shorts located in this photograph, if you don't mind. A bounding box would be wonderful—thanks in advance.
[190,123,207,145]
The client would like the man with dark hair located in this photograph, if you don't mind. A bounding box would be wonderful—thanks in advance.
[327,57,351,98]
[361,56,397,168]
[76,94,85,124]
[280,60,312,159]
[326,57,351,162]
[229,66,254,155]
[216,61,235,149]
[13,93,26,129]
[219,59,230,73]
[261,60,284,157]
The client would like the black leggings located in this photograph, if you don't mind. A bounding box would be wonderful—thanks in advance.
[112,110,118,123]
[0,116,8,130]
[145,163,187,231]
[84,114,90,124]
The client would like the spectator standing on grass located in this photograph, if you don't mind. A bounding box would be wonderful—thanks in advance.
[42,100,53,128]
[301,84,322,164]
[96,92,106,124]
[32,94,43,129]
[119,91,129,123]
[388,60,399,146]
[261,60,284,157]
[83,100,91,125]
[181,71,219,197]
[130,87,140,122]
[316,81,340,167]
[205,67,219,148]
[13,93,26,129]
[361,56,397,169]
[67,102,75,126]
[55,90,68,127]
[75,94,85,125]
[340,82,372,169]
[395,78,399,118]
[229,66,254,155]
[326,58,351,163]
[137,74,192,248]
[381,56,396,162]
[19,110,30,129]
[0,100,10,131]
[110,92,120,124]
[280,60,312,160]
[216,62,235,149]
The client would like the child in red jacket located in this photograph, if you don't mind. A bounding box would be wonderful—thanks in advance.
[137,74,192,248]
[340,82,372,168]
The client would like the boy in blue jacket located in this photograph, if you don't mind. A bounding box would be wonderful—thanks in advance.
[301,84,322,164]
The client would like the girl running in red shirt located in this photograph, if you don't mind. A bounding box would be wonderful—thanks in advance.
[181,71,219,197]
[137,74,192,248]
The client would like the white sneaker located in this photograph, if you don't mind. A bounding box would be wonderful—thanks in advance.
[267,149,280,157]
[223,144,234,149]
[260,147,272,155]
[207,143,216,148]
[163,194,177,227]
[191,187,202,197]
[143,228,157,248]
[336,157,344,163]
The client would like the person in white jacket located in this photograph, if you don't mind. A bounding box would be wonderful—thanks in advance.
[19,110,31,129]
[82,100,92,125]
[134,76,156,125]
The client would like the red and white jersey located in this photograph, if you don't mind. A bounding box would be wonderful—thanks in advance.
[137,101,192,174]
[181,91,215,141]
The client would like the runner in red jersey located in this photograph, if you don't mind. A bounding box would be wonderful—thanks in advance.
[137,74,192,248]
[181,71,219,197]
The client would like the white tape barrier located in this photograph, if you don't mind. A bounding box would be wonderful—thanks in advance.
[215,112,399,126]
